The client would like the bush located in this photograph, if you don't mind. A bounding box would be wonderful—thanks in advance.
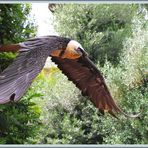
[0,4,37,72]
[34,7,148,144]
[0,4,36,44]
[0,92,42,144]
[0,4,39,144]
[96,13,148,144]
[53,4,138,65]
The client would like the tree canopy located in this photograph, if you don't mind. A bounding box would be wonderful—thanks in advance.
[0,4,37,71]
[53,4,138,65]
[0,4,39,144]
[0,4,36,44]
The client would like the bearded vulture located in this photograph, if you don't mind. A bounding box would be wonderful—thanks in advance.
[0,36,140,118]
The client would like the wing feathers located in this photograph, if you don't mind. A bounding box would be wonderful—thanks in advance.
[0,36,140,118]
[0,37,59,104]
[51,56,140,118]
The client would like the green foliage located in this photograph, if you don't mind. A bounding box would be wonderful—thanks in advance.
[0,93,42,144]
[0,4,36,44]
[34,8,147,144]
[96,14,148,144]
[0,4,147,144]
[0,52,17,72]
[25,70,106,144]
[0,4,38,144]
[0,4,37,72]
[54,4,138,65]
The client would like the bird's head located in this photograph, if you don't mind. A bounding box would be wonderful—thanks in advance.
[66,40,84,55]
[50,39,88,59]
[63,40,88,59]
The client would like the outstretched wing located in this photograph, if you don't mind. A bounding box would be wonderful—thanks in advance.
[51,55,139,118]
[0,37,57,104]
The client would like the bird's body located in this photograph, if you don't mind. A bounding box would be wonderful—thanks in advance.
[0,36,140,118]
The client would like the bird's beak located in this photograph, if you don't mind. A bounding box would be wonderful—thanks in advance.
[80,48,88,57]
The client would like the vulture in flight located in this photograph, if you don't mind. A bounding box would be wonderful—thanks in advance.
[0,36,139,118]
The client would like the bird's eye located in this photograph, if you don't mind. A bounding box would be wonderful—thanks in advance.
[75,47,85,55]
[76,47,82,51]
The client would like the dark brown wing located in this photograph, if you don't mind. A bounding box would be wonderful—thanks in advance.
[0,36,67,104]
[51,55,140,118]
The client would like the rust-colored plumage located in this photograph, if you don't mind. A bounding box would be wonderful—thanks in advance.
[0,36,140,118]
[0,44,21,52]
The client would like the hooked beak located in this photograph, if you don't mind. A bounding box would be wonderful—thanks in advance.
[79,48,88,57]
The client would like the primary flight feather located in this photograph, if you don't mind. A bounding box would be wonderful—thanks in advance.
[0,36,140,118]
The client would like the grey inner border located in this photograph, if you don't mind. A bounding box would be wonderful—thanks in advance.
[0,0,148,147]
[0,144,148,147]
[0,0,148,4]
[0,0,148,3]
